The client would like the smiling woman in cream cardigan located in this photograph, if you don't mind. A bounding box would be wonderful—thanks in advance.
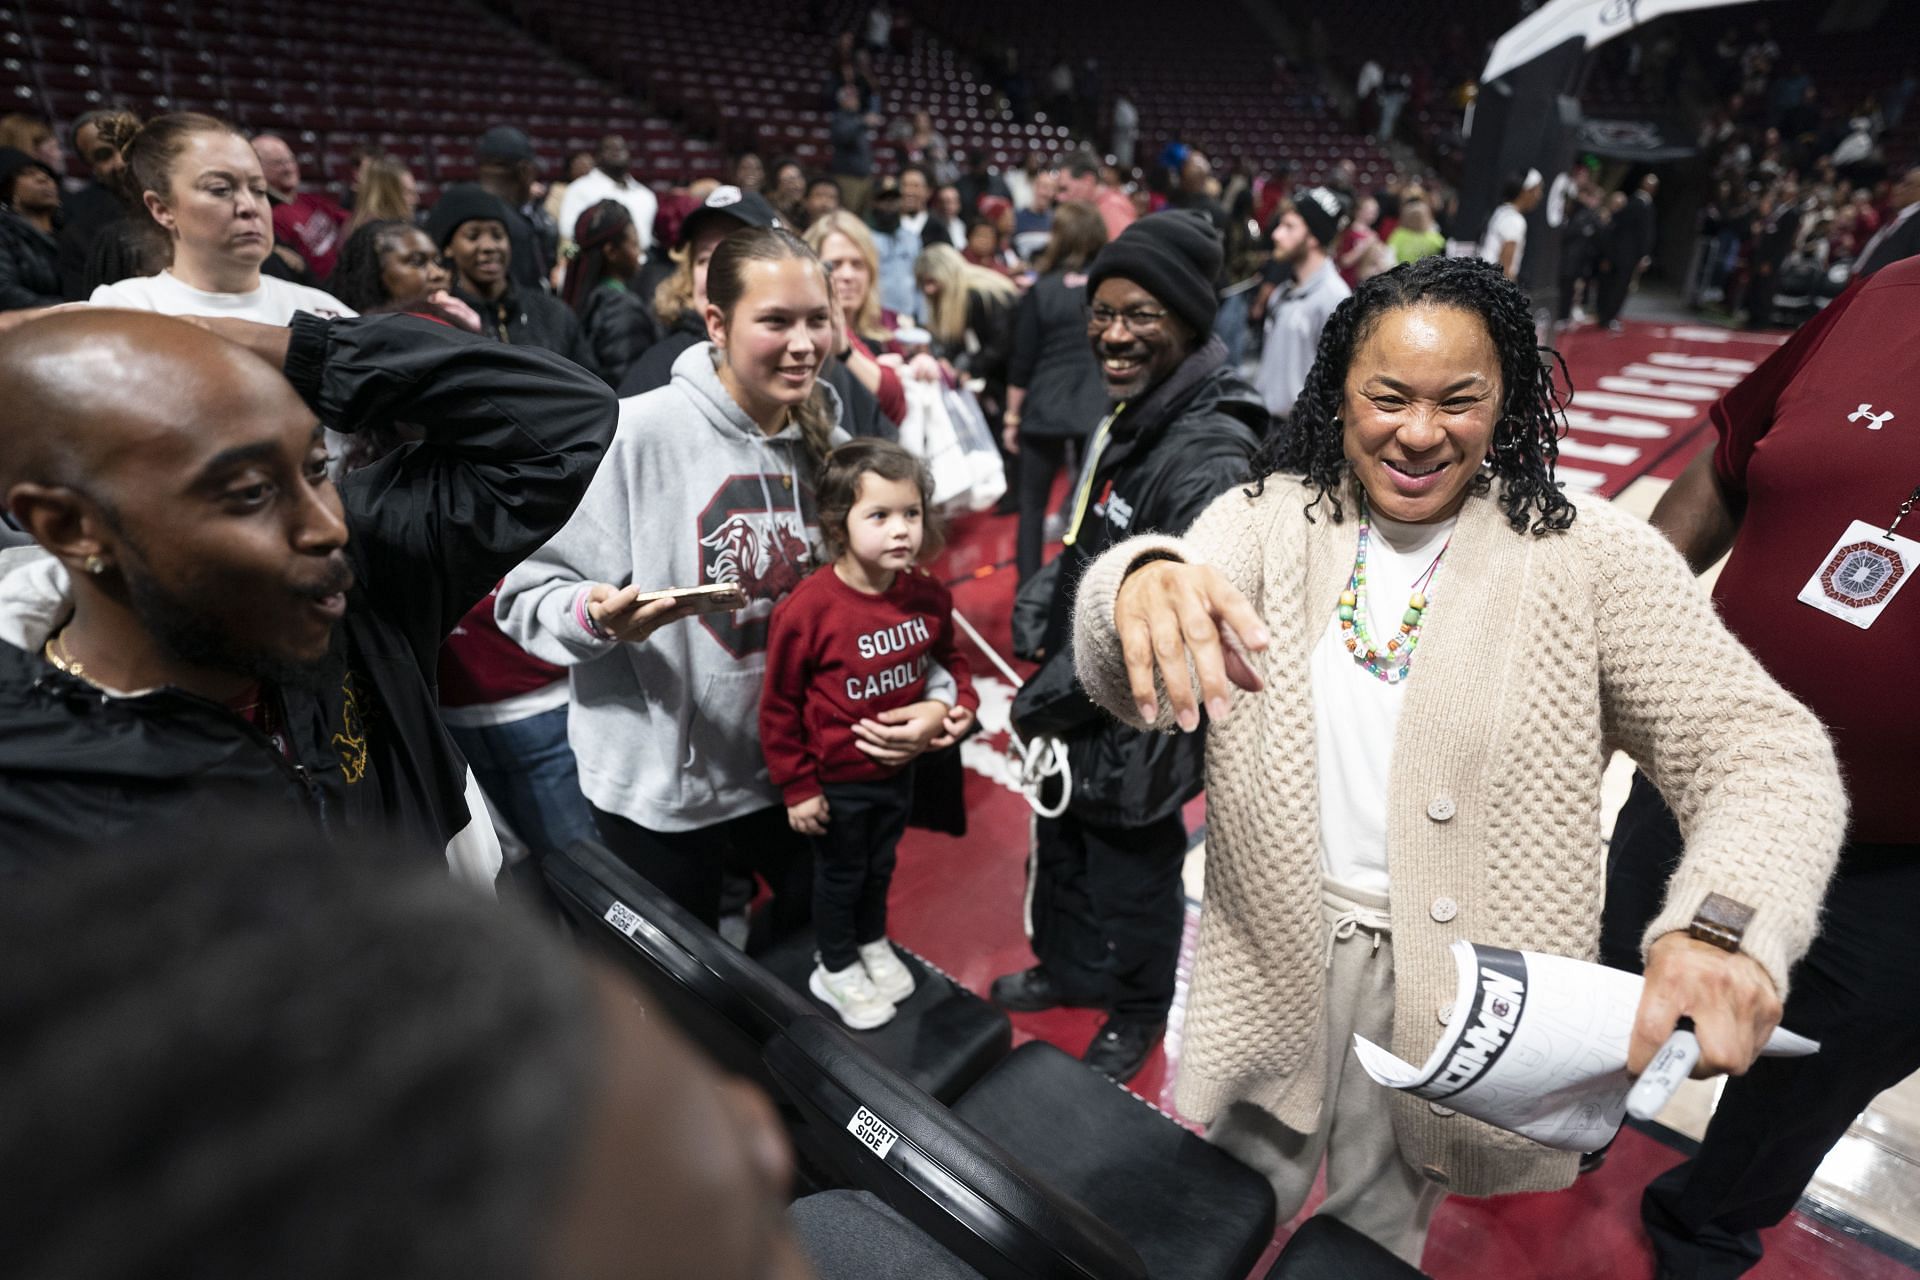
[1069,257,1846,1264]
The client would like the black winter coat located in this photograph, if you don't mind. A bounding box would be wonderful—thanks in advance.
[578,280,661,389]
[1007,270,1106,439]
[0,210,62,311]
[1010,338,1263,827]
[452,280,600,379]
[0,314,616,871]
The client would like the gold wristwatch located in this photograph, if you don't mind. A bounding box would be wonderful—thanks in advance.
[1687,892,1755,953]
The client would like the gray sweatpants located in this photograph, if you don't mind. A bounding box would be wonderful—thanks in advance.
[1205,879,1445,1267]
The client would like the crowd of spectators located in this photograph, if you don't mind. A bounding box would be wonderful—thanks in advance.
[1686,23,1918,325]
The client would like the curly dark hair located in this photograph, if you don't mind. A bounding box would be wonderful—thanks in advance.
[1249,254,1576,535]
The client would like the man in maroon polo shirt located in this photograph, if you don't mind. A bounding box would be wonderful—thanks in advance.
[1601,256,1920,1278]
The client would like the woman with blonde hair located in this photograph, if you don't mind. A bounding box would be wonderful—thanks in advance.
[915,242,1020,501]
[1387,195,1445,264]
[803,208,908,426]
[346,155,420,234]
[804,209,894,349]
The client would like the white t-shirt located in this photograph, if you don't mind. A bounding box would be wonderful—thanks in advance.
[88,270,355,322]
[557,168,659,255]
[1479,203,1528,275]
[1309,510,1458,896]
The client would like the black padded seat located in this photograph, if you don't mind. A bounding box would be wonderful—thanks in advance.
[758,927,1013,1104]
[765,1016,1149,1280]
[1262,1216,1427,1278]
[952,1042,1277,1280]
[789,1189,987,1280]
[543,840,1011,1104]
[544,838,809,1092]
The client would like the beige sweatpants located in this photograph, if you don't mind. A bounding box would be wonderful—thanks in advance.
[1205,879,1445,1267]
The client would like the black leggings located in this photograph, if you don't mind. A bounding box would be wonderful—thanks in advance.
[591,803,814,940]
[1015,434,1074,584]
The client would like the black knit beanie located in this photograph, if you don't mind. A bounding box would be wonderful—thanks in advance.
[1085,208,1222,339]
[1292,185,1346,250]
[426,184,515,250]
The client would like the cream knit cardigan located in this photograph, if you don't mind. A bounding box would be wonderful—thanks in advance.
[1072,476,1846,1197]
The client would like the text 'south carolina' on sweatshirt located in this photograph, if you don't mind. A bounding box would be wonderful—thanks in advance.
[497,343,954,832]
[760,565,978,805]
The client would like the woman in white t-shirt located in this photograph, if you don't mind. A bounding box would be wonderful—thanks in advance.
[1477,169,1543,282]
[87,113,354,322]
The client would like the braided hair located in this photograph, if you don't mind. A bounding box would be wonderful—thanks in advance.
[1250,255,1576,535]
[560,198,636,314]
[0,825,598,1280]
[329,218,413,313]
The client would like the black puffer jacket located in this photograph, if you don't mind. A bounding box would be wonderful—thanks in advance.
[0,314,616,871]
[0,209,62,312]
[578,280,661,389]
[1010,337,1263,827]
[452,280,600,379]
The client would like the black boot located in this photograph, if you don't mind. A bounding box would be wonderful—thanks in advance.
[1082,1018,1165,1083]
[988,965,1101,1012]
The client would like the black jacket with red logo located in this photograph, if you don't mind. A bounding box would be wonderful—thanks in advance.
[0,313,615,871]
[1011,337,1264,827]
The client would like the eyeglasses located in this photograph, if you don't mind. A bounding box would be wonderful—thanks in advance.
[1085,304,1169,336]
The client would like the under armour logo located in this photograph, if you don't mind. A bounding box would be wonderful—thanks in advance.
[1849,403,1895,430]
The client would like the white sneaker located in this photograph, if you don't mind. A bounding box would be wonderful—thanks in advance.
[809,961,897,1030]
[858,939,917,1004]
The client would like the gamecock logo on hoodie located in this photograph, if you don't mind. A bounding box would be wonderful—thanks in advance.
[697,474,816,657]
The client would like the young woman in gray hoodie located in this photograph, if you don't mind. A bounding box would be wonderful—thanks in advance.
[499,228,957,932]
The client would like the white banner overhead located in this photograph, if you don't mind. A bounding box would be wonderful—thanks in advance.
[1482,0,1780,87]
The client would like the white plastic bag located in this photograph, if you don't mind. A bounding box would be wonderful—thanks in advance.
[940,383,1007,512]
[897,378,975,509]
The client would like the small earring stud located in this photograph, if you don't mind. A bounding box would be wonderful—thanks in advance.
[84,554,106,575]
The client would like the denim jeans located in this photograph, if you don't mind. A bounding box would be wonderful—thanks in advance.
[445,706,597,861]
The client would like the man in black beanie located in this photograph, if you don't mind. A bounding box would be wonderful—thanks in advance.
[994,209,1267,1082]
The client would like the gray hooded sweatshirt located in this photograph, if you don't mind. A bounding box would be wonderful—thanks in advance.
[499,342,951,832]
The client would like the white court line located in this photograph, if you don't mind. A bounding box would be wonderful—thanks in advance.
[1572,391,1699,419]
[1596,377,1721,401]
[1563,408,1672,439]
[1559,439,1643,467]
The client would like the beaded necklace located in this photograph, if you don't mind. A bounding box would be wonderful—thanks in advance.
[1337,505,1452,684]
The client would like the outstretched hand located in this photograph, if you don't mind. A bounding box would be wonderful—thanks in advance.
[1629,932,1782,1080]
[1112,560,1269,731]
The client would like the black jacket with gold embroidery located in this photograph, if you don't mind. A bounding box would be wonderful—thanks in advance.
[0,313,616,870]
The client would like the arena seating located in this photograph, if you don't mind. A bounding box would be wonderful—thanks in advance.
[898,0,1396,186]
[547,838,1278,1280]
[543,836,1011,1105]
[0,0,664,205]
[502,0,1077,178]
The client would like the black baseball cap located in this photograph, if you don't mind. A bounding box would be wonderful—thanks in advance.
[475,125,535,165]
[678,184,782,247]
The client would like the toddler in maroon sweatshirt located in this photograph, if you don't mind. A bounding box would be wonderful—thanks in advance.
[760,442,977,1030]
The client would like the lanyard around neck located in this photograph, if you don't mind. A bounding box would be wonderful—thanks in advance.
[1061,402,1126,548]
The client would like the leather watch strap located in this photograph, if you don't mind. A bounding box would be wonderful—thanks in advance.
[1687,892,1756,953]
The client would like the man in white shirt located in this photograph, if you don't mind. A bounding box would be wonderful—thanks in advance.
[556,135,658,258]
[1258,187,1351,421]
[1479,169,1542,281]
